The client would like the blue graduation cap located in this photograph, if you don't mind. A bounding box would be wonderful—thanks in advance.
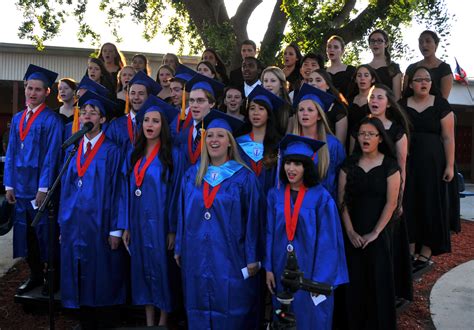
[129,71,162,96]
[293,83,336,112]
[200,110,244,134]
[248,85,286,112]
[279,134,325,158]
[78,90,117,116]
[173,64,196,82]
[184,73,224,98]
[136,95,179,124]
[77,76,110,98]
[23,64,58,88]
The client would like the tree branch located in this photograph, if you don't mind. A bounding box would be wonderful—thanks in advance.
[259,0,288,65]
[331,0,357,28]
[230,0,263,41]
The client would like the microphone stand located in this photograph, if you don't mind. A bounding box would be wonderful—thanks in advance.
[31,144,79,330]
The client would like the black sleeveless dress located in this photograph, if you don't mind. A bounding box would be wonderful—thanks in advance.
[342,155,399,330]
[329,65,356,99]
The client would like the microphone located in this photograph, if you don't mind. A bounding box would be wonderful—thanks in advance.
[62,122,94,150]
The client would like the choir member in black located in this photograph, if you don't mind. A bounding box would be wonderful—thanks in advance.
[229,40,257,88]
[162,53,180,71]
[221,86,245,121]
[338,116,401,330]
[282,42,302,92]
[132,54,151,76]
[56,78,77,123]
[156,64,175,103]
[367,30,402,100]
[87,57,116,98]
[116,66,136,117]
[261,66,293,135]
[196,61,218,81]
[201,48,229,85]
[400,66,456,269]
[326,35,356,99]
[307,69,348,144]
[98,42,126,91]
[403,30,453,99]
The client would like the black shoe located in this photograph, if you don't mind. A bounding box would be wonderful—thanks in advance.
[41,278,59,296]
[16,277,43,295]
[412,254,431,272]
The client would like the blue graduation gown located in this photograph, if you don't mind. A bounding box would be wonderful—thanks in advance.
[105,115,136,155]
[175,125,201,172]
[117,147,183,310]
[58,136,125,308]
[313,134,345,200]
[264,184,348,330]
[175,165,263,330]
[236,133,276,196]
[4,107,64,260]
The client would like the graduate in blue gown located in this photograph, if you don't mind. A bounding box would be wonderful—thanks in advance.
[4,64,64,295]
[236,85,283,195]
[58,91,125,314]
[64,75,111,141]
[117,95,181,327]
[169,64,196,139]
[105,71,162,155]
[264,134,348,330]
[175,111,263,330]
[174,73,225,171]
[292,83,346,200]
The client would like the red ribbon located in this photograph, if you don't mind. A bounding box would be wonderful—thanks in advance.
[249,132,263,176]
[76,134,106,178]
[127,113,134,144]
[187,125,201,164]
[19,103,47,142]
[284,184,307,242]
[133,140,161,188]
[203,181,221,210]
[176,112,192,133]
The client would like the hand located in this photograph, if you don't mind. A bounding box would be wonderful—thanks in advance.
[122,230,130,246]
[174,255,181,267]
[247,262,259,277]
[347,229,364,248]
[35,191,47,208]
[266,271,276,294]
[396,204,404,217]
[361,231,379,249]
[5,189,16,204]
[167,233,176,250]
[108,235,121,250]
[442,166,454,182]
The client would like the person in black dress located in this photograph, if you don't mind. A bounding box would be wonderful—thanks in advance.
[366,29,402,100]
[403,30,453,99]
[307,69,348,144]
[87,57,116,98]
[282,42,302,92]
[161,53,180,71]
[131,54,151,76]
[115,66,136,117]
[201,48,229,85]
[98,42,126,92]
[56,78,77,123]
[156,64,175,103]
[338,116,401,330]
[401,66,456,269]
[326,35,356,99]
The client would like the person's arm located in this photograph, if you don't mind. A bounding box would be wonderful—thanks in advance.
[362,171,401,248]
[395,134,408,194]
[349,135,355,155]
[402,72,410,96]
[440,74,453,100]
[392,72,402,101]
[264,190,276,294]
[338,170,364,248]
[441,111,455,182]
[335,117,348,145]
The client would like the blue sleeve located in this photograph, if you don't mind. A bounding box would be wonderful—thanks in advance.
[108,146,123,232]
[312,197,349,286]
[263,189,276,272]
[4,115,19,188]
[167,148,184,233]
[242,171,262,265]
[117,154,131,230]
[39,115,64,189]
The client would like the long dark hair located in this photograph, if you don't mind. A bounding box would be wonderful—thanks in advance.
[132,54,151,76]
[247,99,282,168]
[98,42,126,69]
[314,68,348,107]
[201,48,229,84]
[87,57,115,97]
[402,65,434,98]
[279,154,319,188]
[348,64,381,99]
[343,116,398,212]
[130,112,174,182]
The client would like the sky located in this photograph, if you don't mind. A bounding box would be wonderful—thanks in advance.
[2,0,473,77]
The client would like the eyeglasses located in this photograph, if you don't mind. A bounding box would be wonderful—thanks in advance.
[357,131,379,138]
[412,78,432,83]
[369,38,385,44]
[189,98,209,105]
[79,110,101,116]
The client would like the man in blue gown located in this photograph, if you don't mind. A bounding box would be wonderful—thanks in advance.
[4,64,64,295]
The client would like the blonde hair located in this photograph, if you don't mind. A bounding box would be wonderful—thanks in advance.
[292,100,334,179]
[260,66,291,103]
[195,130,249,186]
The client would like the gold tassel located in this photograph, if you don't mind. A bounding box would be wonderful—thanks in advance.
[180,84,186,120]
[72,96,80,133]
[125,92,130,114]
[200,120,205,153]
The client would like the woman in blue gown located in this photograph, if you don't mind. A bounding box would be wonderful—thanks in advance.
[117,95,181,326]
[292,83,346,200]
[264,134,348,329]
[175,111,263,330]
[236,85,283,195]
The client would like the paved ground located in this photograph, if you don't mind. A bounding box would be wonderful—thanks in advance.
[460,184,474,221]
